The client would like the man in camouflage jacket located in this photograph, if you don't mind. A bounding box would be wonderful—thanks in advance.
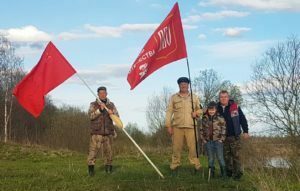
[87,86,119,176]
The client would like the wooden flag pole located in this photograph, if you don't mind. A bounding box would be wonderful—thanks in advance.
[121,128,165,179]
[75,73,165,179]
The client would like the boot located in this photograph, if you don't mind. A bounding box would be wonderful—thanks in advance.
[220,166,226,178]
[233,171,243,180]
[226,168,233,177]
[105,165,112,173]
[88,165,95,176]
[193,166,201,175]
[171,167,179,177]
[209,167,215,178]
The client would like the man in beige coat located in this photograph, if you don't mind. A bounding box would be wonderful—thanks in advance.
[165,77,202,174]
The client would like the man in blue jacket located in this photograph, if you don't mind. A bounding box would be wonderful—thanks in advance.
[217,90,249,180]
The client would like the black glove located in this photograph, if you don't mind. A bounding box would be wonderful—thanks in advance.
[98,108,105,113]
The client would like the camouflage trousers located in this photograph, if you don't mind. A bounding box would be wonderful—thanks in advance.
[224,136,242,177]
[87,135,113,166]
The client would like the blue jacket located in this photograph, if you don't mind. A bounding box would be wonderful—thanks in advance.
[217,100,248,137]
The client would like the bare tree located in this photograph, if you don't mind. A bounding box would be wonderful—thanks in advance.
[193,69,243,107]
[193,69,221,107]
[146,87,172,133]
[145,87,173,146]
[220,80,243,105]
[247,36,300,137]
[0,36,24,142]
[125,122,148,144]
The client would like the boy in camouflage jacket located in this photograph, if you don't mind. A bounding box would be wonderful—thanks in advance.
[200,101,226,177]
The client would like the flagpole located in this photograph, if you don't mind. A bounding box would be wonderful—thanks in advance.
[121,128,165,179]
[75,73,165,179]
[186,57,199,158]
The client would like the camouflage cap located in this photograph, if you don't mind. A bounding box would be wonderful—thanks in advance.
[207,101,217,109]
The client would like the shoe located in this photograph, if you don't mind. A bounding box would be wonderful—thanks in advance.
[220,166,226,178]
[171,167,179,177]
[193,167,201,175]
[105,165,112,173]
[88,165,95,176]
[233,172,243,180]
[226,169,233,177]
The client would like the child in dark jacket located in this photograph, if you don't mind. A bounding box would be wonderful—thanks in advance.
[200,101,226,177]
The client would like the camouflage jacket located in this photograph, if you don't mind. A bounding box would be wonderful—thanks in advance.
[88,98,119,135]
[200,113,226,142]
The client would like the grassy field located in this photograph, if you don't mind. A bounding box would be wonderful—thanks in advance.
[0,142,298,191]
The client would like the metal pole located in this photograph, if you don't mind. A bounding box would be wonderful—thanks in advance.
[186,58,199,158]
[75,73,165,179]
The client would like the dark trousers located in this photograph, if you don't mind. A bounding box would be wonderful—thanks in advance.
[224,136,242,176]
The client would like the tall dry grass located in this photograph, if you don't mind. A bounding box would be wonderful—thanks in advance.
[241,137,300,191]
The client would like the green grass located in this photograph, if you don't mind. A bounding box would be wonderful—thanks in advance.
[0,142,294,191]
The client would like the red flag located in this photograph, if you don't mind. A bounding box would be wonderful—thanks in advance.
[127,2,187,90]
[13,42,76,117]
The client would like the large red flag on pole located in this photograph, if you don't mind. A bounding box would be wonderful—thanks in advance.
[127,2,187,90]
[13,42,76,117]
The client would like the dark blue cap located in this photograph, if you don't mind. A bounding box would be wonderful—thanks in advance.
[97,86,107,92]
[177,77,190,84]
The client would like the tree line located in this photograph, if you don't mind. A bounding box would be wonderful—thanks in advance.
[0,35,299,152]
